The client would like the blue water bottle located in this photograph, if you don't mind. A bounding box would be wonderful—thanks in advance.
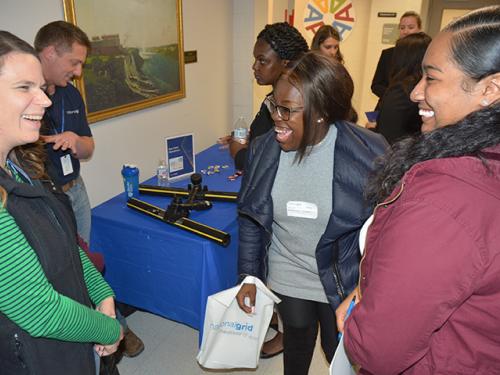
[121,164,139,200]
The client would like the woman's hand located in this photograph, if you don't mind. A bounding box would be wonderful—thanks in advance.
[95,325,124,357]
[217,135,232,145]
[96,296,116,319]
[229,139,248,159]
[365,121,377,129]
[235,283,256,314]
[335,287,360,334]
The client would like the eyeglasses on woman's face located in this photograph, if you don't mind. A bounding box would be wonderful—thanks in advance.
[266,97,304,121]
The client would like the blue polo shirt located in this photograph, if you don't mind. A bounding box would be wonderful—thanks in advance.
[42,84,92,186]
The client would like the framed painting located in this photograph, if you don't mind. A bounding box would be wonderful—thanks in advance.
[63,0,185,123]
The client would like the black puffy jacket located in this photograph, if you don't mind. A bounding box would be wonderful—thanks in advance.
[0,170,95,375]
[237,121,388,308]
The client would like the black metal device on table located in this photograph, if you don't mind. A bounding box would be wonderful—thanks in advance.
[127,173,238,247]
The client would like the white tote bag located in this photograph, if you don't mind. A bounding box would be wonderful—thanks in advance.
[196,276,281,369]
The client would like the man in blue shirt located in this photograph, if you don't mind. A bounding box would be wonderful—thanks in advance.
[35,21,94,244]
[35,20,144,360]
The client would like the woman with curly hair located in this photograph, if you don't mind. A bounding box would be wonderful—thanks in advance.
[337,6,500,374]
[0,31,122,375]
[229,22,309,171]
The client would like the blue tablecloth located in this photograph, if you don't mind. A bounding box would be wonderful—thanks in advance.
[91,145,241,337]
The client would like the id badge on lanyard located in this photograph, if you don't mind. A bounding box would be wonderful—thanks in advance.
[54,97,74,176]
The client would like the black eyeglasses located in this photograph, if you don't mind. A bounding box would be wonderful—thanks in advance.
[266,97,303,121]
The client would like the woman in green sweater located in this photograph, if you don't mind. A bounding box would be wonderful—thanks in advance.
[0,31,122,374]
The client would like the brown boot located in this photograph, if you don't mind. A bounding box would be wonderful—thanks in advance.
[120,328,145,358]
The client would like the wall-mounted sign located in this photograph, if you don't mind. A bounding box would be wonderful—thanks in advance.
[382,23,399,45]
[378,12,397,18]
[303,0,356,42]
[184,50,197,64]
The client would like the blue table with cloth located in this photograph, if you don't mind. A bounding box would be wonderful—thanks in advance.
[90,145,241,338]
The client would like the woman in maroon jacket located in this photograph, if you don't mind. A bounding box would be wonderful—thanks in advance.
[337,6,500,374]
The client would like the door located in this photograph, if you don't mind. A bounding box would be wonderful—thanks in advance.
[426,0,499,37]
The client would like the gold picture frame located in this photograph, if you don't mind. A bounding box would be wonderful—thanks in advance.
[63,0,185,123]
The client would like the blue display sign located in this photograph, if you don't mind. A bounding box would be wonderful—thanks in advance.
[165,133,195,181]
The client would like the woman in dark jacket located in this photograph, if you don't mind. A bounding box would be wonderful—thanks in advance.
[229,22,308,170]
[375,32,431,144]
[235,52,387,375]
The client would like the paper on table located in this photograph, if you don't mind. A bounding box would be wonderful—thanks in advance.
[329,334,356,375]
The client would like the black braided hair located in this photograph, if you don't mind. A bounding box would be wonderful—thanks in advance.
[257,22,309,61]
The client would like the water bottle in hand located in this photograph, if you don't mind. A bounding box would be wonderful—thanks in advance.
[232,116,249,145]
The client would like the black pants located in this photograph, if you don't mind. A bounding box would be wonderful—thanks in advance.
[275,292,338,375]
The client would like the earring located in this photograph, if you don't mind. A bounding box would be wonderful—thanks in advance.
[481,99,489,107]
[316,118,324,124]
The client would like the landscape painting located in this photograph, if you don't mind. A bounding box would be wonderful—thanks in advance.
[63,0,185,123]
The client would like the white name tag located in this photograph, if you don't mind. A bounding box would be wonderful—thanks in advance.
[286,201,318,219]
[60,154,74,176]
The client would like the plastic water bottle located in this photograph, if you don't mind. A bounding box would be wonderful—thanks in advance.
[157,159,169,186]
[121,164,139,200]
[232,116,249,144]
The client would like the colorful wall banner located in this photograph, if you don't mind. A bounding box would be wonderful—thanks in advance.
[303,0,356,41]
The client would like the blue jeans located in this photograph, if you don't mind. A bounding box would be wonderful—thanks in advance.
[94,350,100,374]
[66,176,92,244]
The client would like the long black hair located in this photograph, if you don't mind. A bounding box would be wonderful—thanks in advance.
[388,32,431,96]
[366,6,500,204]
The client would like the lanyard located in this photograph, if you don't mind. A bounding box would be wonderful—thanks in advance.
[6,159,33,185]
[59,96,65,133]
[48,96,64,134]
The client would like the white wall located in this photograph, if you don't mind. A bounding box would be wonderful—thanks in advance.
[232,0,255,125]
[1,0,233,207]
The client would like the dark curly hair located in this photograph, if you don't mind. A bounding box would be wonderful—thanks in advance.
[366,105,500,204]
[366,6,500,204]
[257,22,308,61]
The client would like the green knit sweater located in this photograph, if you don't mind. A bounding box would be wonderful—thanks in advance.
[0,207,120,345]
